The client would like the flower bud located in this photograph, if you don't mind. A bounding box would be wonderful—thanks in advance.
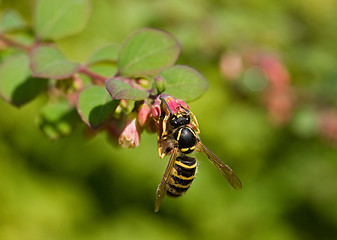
[138,103,151,127]
[154,75,166,94]
[118,113,141,148]
[73,74,83,91]
[219,51,243,80]
[259,54,290,90]
[151,97,162,119]
[265,88,293,125]
[319,109,337,141]
[136,78,150,88]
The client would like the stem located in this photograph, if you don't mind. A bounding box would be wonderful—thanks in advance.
[148,94,157,100]
[0,34,31,52]
[79,66,108,84]
[147,88,158,100]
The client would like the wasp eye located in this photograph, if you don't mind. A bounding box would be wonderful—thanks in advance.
[184,115,190,124]
[170,117,179,127]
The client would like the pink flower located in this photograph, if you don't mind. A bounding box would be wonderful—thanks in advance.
[118,113,141,148]
[259,54,290,90]
[138,103,151,127]
[219,51,243,80]
[152,94,189,116]
[319,110,337,141]
[265,88,294,125]
[162,95,187,115]
[151,97,162,119]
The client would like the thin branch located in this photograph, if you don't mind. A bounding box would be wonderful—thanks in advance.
[0,34,31,52]
[79,66,108,84]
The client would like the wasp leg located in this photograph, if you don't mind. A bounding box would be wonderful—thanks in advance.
[189,111,200,134]
[161,114,170,138]
[180,105,190,114]
[158,144,167,159]
[158,137,173,159]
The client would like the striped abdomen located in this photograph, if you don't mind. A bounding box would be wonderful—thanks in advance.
[166,155,197,198]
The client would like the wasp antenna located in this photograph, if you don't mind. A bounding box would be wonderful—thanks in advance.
[179,104,190,114]
[162,99,173,115]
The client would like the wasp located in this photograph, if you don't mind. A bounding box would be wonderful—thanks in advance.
[151,94,242,212]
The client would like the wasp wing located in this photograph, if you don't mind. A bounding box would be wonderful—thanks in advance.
[197,141,242,190]
[154,147,178,212]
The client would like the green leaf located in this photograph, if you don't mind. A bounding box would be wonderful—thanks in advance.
[0,54,48,107]
[30,45,80,79]
[9,31,35,46]
[88,63,117,78]
[34,0,90,40]
[87,44,120,65]
[0,9,27,33]
[77,85,119,129]
[118,28,181,77]
[105,78,149,100]
[39,100,79,140]
[158,65,208,102]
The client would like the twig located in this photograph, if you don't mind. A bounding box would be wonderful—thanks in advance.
[0,34,31,52]
[79,66,108,84]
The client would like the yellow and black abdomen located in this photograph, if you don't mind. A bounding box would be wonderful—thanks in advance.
[166,155,197,198]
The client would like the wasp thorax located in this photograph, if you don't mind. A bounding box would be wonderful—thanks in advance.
[173,127,197,154]
[170,114,190,128]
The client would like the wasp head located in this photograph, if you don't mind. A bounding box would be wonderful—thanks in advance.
[169,114,191,128]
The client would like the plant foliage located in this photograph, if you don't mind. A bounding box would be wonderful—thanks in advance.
[0,1,208,140]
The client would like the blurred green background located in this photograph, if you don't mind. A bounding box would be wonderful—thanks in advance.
[1,0,337,239]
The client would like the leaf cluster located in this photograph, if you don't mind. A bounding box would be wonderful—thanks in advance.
[0,0,208,139]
